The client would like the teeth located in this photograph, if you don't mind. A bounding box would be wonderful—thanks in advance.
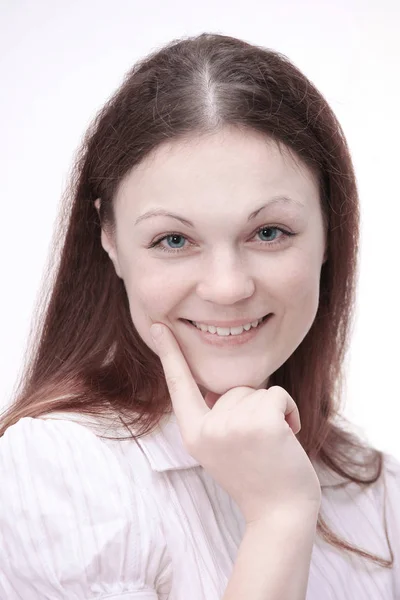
[191,317,265,336]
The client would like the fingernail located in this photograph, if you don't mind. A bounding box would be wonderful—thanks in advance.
[150,324,163,341]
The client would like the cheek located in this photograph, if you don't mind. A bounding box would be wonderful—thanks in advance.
[274,257,321,315]
[124,264,183,318]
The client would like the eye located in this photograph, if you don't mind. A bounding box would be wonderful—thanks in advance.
[148,225,296,254]
[257,226,287,243]
[156,233,187,252]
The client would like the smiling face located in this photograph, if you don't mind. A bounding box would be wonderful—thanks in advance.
[96,126,327,399]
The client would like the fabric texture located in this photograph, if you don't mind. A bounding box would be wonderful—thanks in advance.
[0,410,399,599]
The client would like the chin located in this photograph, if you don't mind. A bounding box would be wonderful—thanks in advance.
[197,375,269,397]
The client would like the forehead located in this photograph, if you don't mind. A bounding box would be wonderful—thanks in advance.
[115,127,320,214]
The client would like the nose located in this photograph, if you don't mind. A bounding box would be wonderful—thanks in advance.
[196,250,255,305]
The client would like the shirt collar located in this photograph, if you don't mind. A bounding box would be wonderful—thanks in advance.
[135,411,348,487]
[41,409,347,486]
[135,411,200,471]
[40,409,197,470]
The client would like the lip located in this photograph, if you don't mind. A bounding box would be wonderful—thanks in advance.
[180,314,272,347]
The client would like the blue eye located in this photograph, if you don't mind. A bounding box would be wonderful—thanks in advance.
[149,225,296,254]
[160,234,186,250]
[258,226,282,243]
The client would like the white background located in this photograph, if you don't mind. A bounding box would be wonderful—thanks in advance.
[1,0,399,458]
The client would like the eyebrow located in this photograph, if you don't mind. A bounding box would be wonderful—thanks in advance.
[134,195,305,228]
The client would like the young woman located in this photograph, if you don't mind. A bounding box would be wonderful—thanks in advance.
[0,33,398,600]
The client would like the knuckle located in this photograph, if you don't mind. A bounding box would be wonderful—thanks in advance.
[267,385,289,401]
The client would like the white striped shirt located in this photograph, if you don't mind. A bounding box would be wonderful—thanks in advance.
[0,411,399,599]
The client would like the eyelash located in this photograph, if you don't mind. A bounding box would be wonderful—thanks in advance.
[148,225,296,254]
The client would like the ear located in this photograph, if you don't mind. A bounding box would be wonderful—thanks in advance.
[94,198,123,278]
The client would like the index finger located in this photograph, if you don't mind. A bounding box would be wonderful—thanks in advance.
[150,323,209,440]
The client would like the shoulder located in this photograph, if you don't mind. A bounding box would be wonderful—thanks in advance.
[0,415,131,504]
[381,451,400,516]
[381,453,400,585]
[382,451,400,477]
[0,416,170,599]
[364,451,400,569]
[369,451,400,511]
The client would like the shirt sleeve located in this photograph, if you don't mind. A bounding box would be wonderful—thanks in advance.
[0,416,170,599]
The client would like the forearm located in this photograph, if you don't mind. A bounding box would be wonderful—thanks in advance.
[222,509,319,600]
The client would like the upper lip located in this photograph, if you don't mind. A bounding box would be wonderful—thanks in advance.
[184,314,270,327]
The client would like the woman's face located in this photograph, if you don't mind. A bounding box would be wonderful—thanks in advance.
[96,127,327,399]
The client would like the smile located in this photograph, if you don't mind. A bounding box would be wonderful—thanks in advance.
[180,314,272,347]
[188,314,269,336]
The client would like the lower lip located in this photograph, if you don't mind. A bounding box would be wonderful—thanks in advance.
[180,314,272,347]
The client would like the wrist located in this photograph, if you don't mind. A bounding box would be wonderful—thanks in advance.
[246,504,320,530]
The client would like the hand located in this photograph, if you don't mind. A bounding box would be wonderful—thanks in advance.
[150,323,322,525]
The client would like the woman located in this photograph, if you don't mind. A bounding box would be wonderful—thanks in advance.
[0,33,398,599]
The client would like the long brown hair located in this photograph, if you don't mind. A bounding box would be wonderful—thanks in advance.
[1,33,392,568]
